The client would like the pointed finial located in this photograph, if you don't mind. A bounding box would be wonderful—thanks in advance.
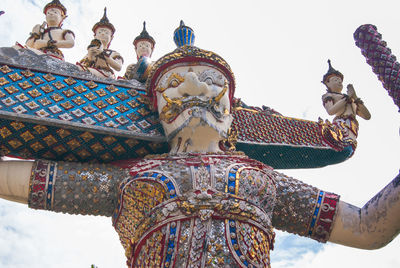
[92,7,115,34]
[133,21,155,48]
[174,20,195,47]
[100,7,109,23]
[322,59,344,85]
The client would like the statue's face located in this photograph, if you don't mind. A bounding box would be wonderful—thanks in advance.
[155,65,232,140]
[135,40,152,58]
[326,75,343,93]
[45,7,64,26]
[94,27,113,46]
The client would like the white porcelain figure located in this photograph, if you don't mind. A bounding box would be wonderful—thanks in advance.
[17,0,75,60]
[77,8,123,79]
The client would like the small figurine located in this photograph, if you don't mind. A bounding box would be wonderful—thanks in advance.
[19,0,75,60]
[123,22,155,82]
[77,8,123,79]
[322,60,371,141]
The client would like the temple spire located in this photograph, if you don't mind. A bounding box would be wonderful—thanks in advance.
[92,7,115,34]
[173,20,195,47]
[133,21,155,48]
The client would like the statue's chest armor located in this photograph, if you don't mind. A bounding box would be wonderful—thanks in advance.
[113,154,276,268]
[43,29,64,40]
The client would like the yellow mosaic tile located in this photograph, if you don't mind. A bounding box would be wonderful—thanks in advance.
[80,132,94,142]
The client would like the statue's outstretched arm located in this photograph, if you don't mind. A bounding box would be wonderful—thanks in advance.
[0,160,33,203]
[272,171,400,248]
[272,172,341,243]
[0,159,129,217]
[329,173,400,249]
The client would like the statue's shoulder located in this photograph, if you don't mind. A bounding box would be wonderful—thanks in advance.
[126,63,136,68]
[62,29,75,38]
[113,155,168,174]
[322,92,336,104]
[104,49,123,58]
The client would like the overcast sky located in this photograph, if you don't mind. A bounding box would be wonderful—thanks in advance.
[0,0,400,267]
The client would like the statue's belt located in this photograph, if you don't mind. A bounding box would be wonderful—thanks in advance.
[124,195,273,249]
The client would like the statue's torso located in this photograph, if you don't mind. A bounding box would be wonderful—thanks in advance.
[322,92,357,117]
[29,155,337,268]
[113,153,277,268]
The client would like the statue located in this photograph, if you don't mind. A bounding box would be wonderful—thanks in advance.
[0,21,399,267]
[16,0,75,61]
[322,60,371,141]
[123,21,156,82]
[77,8,123,79]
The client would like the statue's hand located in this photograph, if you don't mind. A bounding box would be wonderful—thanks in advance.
[32,24,41,34]
[347,84,357,99]
[47,39,57,48]
[33,39,48,49]
[126,64,135,73]
[88,47,102,59]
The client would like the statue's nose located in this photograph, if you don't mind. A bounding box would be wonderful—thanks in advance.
[178,72,208,96]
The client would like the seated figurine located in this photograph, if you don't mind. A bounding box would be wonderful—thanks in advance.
[123,22,155,82]
[322,60,371,141]
[77,8,123,79]
[16,0,75,61]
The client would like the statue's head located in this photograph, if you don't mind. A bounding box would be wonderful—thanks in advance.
[133,22,155,59]
[43,0,66,26]
[322,59,344,93]
[92,8,115,47]
[146,45,235,142]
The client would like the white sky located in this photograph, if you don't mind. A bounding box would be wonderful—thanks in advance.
[0,0,400,267]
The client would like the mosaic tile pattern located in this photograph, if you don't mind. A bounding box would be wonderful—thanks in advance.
[0,64,168,162]
[354,24,400,110]
[0,64,353,167]
[233,108,355,169]
[232,108,325,146]
[0,119,168,162]
[29,152,340,266]
[28,160,128,216]
[0,64,163,135]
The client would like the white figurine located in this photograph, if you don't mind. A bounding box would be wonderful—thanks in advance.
[77,8,123,79]
[123,22,155,82]
[322,60,371,140]
[20,0,75,60]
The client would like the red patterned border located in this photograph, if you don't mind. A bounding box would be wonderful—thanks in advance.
[308,192,340,242]
[28,160,56,210]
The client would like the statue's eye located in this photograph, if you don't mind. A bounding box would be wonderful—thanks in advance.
[169,79,180,88]
[204,77,213,85]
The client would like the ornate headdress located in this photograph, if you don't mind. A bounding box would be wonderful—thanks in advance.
[173,20,195,47]
[92,7,115,35]
[146,44,235,110]
[133,22,155,48]
[43,0,67,15]
[322,59,344,85]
